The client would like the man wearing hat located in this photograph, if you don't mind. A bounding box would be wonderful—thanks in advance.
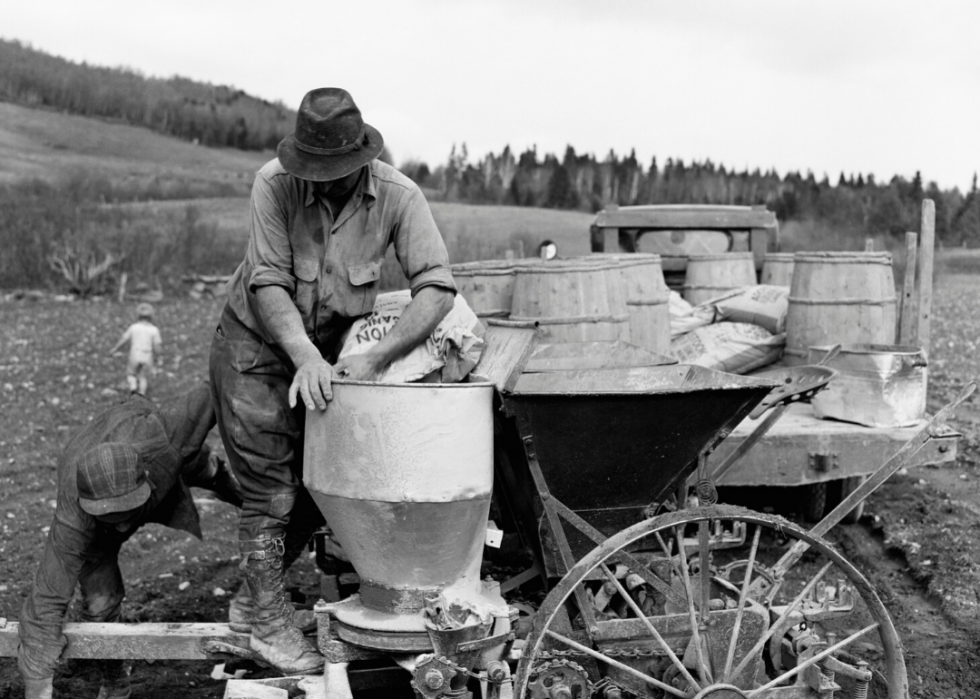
[17,384,243,699]
[208,87,456,673]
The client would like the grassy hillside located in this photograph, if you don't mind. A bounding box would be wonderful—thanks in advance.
[0,101,270,196]
[0,38,294,150]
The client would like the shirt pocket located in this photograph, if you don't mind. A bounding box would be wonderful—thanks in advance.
[292,256,320,330]
[345,260,383,317]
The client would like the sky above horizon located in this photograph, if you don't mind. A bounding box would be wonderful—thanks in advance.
[4,0,978,190]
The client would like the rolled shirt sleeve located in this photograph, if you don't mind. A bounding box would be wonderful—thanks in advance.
[245,172,297,294]
[392,188,457,297]
[18,519,95,681]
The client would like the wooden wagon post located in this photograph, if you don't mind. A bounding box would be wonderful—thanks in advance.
[917,199,935,359]
[898,232,918,345]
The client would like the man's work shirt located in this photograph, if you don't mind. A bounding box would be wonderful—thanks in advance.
[225,159,456,355]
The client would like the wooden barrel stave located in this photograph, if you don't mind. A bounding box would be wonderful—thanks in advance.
[784,251,897,363]
[761,253,795,287]
[450,259,537,318]
[576,253,671,353]
[683,253,758,305]
[511,260,631,343]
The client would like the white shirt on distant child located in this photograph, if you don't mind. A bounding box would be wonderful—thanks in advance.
[122,320,162,373]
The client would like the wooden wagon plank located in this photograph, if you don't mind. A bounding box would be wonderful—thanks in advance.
[705,403,958,487]
[472,321,539,393]
[593,207,777,230]
[0,621,251,660]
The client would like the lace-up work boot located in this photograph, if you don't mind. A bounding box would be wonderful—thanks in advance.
[240,537,323,675]
[228,580,316,634]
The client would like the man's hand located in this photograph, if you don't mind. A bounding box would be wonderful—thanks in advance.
[289,356,337,411]
[334,352,385,382]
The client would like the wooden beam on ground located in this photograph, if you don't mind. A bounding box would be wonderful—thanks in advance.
[899,232,918,345]
[917,199,936,358]
[0,620,252,660]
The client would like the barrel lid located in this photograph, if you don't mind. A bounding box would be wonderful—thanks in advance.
[450,259,520,275]
[687,252,755,261]
[514,259,621,273]
[809,343,923,356]
[577,252,662,264]
[793,251,893,264]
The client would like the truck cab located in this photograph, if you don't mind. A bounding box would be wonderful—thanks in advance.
[589,204,780,290]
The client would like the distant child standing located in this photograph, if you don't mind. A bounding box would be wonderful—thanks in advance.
[110,302,162,395]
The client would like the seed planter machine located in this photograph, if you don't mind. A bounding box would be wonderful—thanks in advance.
[488,329,974,699]
[0,325,972,699]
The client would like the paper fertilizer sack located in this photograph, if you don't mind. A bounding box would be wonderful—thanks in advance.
[670,321,785,375]
[339,290,485,383]
[702,284,789,335]
[668,291,715,337]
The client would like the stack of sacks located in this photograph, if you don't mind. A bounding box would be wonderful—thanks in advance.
[669,285,789,374]
[339,290,485,383]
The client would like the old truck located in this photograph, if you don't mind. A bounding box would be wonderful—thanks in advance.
[589,202,958,521]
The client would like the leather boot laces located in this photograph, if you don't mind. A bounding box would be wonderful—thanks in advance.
[240,537,293,625]
[268,538,288,618]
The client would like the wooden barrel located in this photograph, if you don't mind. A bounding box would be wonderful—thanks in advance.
[578,253,671,354]
[761,253,795,287]
[511,260,630,343]
[450,259,527,317]
[784,252,897,364]
[683,253,757,305]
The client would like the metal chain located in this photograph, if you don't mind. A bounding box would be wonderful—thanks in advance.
[436,644,660,690]
[538,645,664,659]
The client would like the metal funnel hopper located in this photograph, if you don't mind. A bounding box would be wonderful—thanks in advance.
[304,380,495,616]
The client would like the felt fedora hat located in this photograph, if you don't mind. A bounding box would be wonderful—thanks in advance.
[277,88,384,182]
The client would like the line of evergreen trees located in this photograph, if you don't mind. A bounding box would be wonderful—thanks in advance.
[0,38,294,150]
[403,144,979,247]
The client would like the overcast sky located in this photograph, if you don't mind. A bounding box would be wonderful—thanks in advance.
[4,0,978,190]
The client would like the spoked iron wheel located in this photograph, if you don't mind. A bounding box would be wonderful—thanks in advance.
[515,504,906,699]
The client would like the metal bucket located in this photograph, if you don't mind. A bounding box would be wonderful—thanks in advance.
[304,380,494,613]
[808,344,927,427]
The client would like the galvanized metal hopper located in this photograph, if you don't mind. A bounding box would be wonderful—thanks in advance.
[496,364,780,577]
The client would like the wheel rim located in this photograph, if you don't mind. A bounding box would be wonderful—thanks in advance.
[515,504,907,699]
